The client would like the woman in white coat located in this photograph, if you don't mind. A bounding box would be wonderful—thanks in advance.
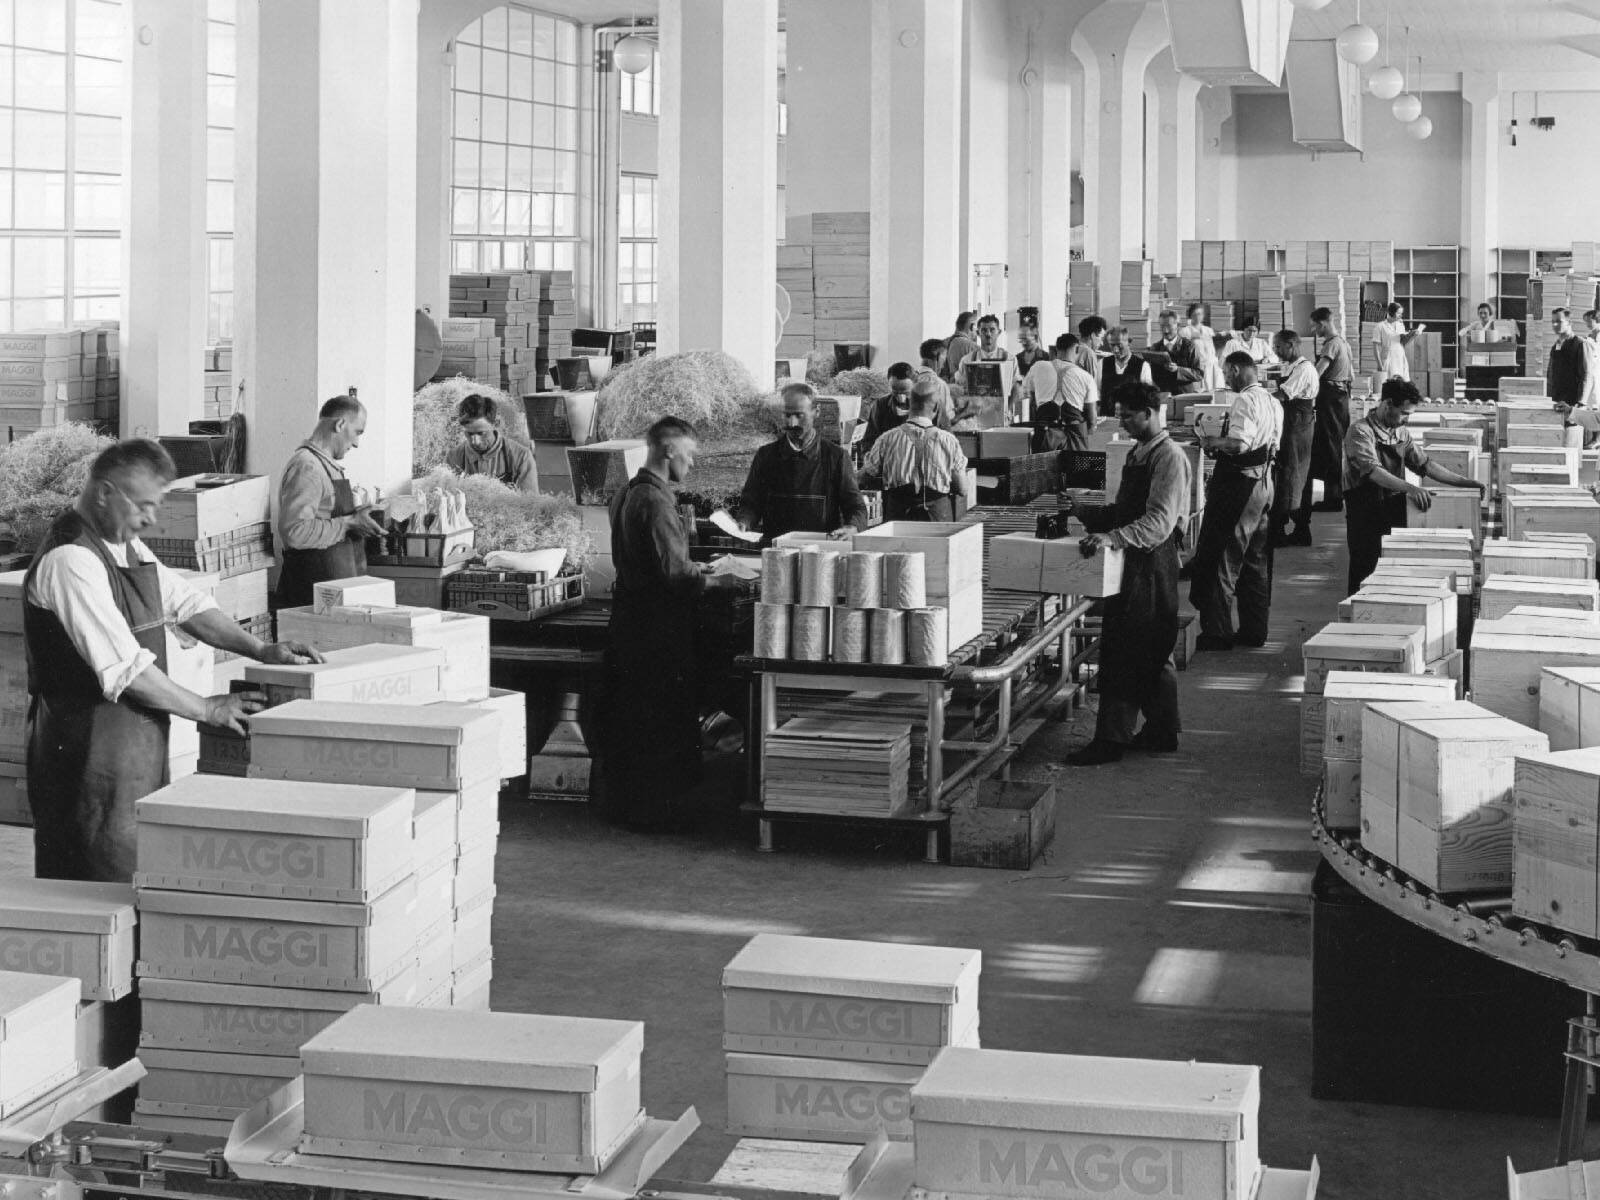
[1373,302,1424,381]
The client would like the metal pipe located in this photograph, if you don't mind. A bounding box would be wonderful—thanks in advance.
[949,598,1093,686]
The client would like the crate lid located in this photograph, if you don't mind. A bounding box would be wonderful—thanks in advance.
[412,790,455,838]
[723,934,980,1004]
[243,644,444,689]
[136,775,415,837]
[138,974,412,1010]
[911,1048,1257,1142]
[248,700,498,745]
[0,969,79,1039]
[1302,623,1423,659]
[1483,576,1600,593]
[142,1046,300,1077]
[1322,672,1455,701]
[725,1052,923,1086]
[1365,700,1498,724]
[136,874,414,926]
[1544,665,1600,686]
[0,878,136,933]
[300,1006,643,1091]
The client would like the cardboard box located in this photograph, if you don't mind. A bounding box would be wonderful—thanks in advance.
[0,879,135,1001]
[136,876,416,991]
[243,644,445,708]
[1479,576,1600,622]
[909,1048,1281,1200]
[0,330,81,357]
[138,974,415,1056]
[415,926,453,1003]
[452,835,497,910]
[723,934,981,1066]
[246,699,501,792]
[1339,591,1451,660]
[451,887,496,971]
[299,1006,646,1174]
[452,955,492,1011]
[274,608,490,703]
[1513,749,1600,936]
[138,1046,298,1119]
[0,970,80,1116]
[145,475,271,542]
[1481,539,1594,582]
[1301,623,1427,694]
[428,687,527,782]
[134,775,417,902]
[1470,615,1600,727]
[726,1052,919,1142]
[312,576,398,616]
[412,791,456,872]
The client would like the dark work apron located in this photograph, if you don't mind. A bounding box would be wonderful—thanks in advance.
[1343,419,1412,594]
[1097,444,1182,707]
[274,448,366,610]
[24,512,170,882]
[883,486,957,522]
[1309,378,1352,501]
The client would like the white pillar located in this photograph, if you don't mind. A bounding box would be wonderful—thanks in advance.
[1461,72,1501,317]
[786,0,872,237]
[657,0,779,383]
[869,0,963,364]
[1073,0,1170,321]
[1195,84,1235,240]
[234,0,418,498]
[414,10,455,324]
[121,0,208,439]
[1147,52,1201,275]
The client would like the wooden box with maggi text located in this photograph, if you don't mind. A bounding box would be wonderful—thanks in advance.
[138,973,416,1057]
[298,1006,645,1173]
[726,1052,919,1142]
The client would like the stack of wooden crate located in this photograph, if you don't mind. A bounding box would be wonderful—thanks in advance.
[1309,672,1459,828]
[131,774,430,1138]
[536,270,578,389]
[722,934,979,1144]
[1118,261,1152,336]
[812,212,869,352]
[777,244,816,358]
[202,341,232,420]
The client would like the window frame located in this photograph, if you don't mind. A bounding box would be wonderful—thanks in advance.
[617,171,656,326]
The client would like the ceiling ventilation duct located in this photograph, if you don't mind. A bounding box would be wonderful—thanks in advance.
[1287,38,1363,152]
[1163,0,1295,87]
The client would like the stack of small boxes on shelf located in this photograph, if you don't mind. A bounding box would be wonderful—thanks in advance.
[723,934,980,1144]
[435,314,502,392]
[444,269,559,397]
[0,569,27,823]
[131,774,427,1138]
[1254,273,1288,337]
[1067,261,1099,327]
[536,270,577,388]
[0,329,97,436]
[203,341,233,420]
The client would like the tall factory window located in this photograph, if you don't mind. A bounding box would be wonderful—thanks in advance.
[206,0,234,343]
[617,172,655,324]
[450,5,581,275]
[618,45,658,117]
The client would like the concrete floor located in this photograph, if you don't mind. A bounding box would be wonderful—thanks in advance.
[0,510,1567,1199]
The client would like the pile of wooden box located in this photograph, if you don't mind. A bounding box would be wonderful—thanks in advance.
[810,213,869,352]
[445,269,577,397]
[762,718,912,817]
[1117,261,1152,336]
[1313,274,1361,351]
[777,244,816,359]
[203,341,233,420]
[723,934,979,1143]
[131,774,448,1137]
[0,328,111,433]
[1067,262,1099,326]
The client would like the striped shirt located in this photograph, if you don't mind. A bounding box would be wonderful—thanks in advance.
[862,417,969,494]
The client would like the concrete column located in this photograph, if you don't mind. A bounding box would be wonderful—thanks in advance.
[1072,0,1169,318]
[414,9,456,324]
[657,0,779,382]
[234,0,418,498]
[785,0,872,237]
[121,0,208,438]
[1195,84,1235,240]
[1147,51,1201,275]
[869,0,963,364]
[1461,72,1502,316]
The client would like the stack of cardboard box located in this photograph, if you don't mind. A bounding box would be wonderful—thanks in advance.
[1118,261,1151,337]
[1068,261,1099,327]
[0,329,97,433]
[88,324,119,427]
[203,341,233,420]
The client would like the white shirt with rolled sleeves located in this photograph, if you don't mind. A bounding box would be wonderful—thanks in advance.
[1019,359,1097,423]
[1222,383,1283,480]
[25,537,219,702]
[1278,357,1320,402]
[1222,335,1280,367]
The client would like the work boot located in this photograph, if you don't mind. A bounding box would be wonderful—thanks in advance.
[1131,727,1179,754]
[1194,634,1234,653]
[1066,740,1125,766]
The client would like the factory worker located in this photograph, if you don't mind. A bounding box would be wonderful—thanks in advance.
[1304,306,1354,517]
[1023,334,1098,449]
[1147,309,1206,397]
[24,440,321,882]
[1188,352,1282,652]
[1066,383,1192,766]
[1270,330,1322,548]
[1459,302,1519,344]
[1222,322,1279,368]
[1341,379,1485,595]
[446,393,538,492]
[598,416,738,831]
[735,382,867,544]
[859,382,969,521]
[274,394,385,609]
[1372,302,1424,382]
[861,363,916,454]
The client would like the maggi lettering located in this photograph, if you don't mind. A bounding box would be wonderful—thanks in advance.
[181,834,327,881]
[0,934,73,974]
[772,1082,908,1124]
[201,1005,312,1037]
[301,742,401,769]
[348,675,416,703]
[362,1086,546,1145]
[181,923,330,968]
[768,997,914,1041]
[977,1137,1184,1197]
[196,1074,279,1105]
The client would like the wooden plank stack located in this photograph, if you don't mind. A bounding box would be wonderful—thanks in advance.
[777,689,930,809]
[812,213,869,352]
[762,718,911,817]
[777,244,816,358]
[723,934,979,1143]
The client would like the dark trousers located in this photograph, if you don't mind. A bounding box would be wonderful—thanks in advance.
[1190,468,1274,643]
[1095,536,1182,746]
[1273,403,1317,538]
[883,487,957,522]
[1344,483,1408,596]
[1300,380,1352,522]
[1096,663,1179,744]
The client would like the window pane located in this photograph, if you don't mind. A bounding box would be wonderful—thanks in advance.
[619,254,633,287]
[507,54,531,101]
[14,0,64,51]
[481,95,506,142]
[74,172,118,230]
[451,188,478,234]
[456,18,481,47]
[453,43,479,92]
[618,188,633,239]
[74,236,117,292]
[556,20,577,64]
[556,62,578,108]
[13,169,63,226]
[0,46,14,109]
[16,47,65,109]
[481,47,506,96]
[506,144,530,189]
[76,0,122,60]
[501,239,523,268]
[531,149,554,192]
[618,71,633,114]
[505,190,530,236]
[505,98,529,145]
[14,297,63,327]
[553,193,573,237]
[208,77,235,127]
[554,151,575,194]
[532,61,553,105]
[532,103,553,148]
[452,140,477,187]
[206,20,235,75]
[452,240,478,271]
[207,292,233,342]
[530,241,549,270]
[206,179,232,233]
[557,107,577,150]
[0,172,11,227]
[552,242,574,271]
[0,240,11,299]
[74,113,119,175]
[15,235,64,294]
[14,109,62,169]
[532,15,554,59]
[208,126,233,180]
[0,112,12,167]
[208,236,232,290]
[478,142,505,188]
[76,54,119,115]
[452,91,479,138]
[530,191,552,236]
[507,8,532,55]
[478,188,505,236]
[481,240,502,270]
[478,6,505,50]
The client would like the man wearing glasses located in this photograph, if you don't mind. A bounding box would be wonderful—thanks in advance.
[22,439,320,882]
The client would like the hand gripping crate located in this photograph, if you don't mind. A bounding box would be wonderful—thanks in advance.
[445,567,585,622]
[298,1006,646,1174]
[0,878,135,1000]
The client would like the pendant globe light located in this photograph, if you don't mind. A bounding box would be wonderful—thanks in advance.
[614,32,652,74]
[1336,0,1379,64]
[1289,0,1335,9]
[1391,28,1421,121]
[1404,56,1432,139]
[1368,4,1404,100]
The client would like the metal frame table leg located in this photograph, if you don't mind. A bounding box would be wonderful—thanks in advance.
[1558,993,1599,1165]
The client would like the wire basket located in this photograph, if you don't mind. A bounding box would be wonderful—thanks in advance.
[446,567,585,622]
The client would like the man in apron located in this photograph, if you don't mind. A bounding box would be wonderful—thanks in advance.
[734,383,867,543]
[1303,306,1353,518]
[1342,379,1485,595]
[274,394,385,609]
[1019,333,1097,444]
[1067,383,1192,766]
[1189,352,1282,651]
[25,439,322,881]
[859,382,969,521]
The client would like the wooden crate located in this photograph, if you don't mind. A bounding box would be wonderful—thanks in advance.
[725,1053,918,1142]
[1497,449,1578,492]
[988,533,1046,594]
[1479,576,1600,622]
[854,522,985,650]
[950,780,1057,870]
[0,879,135,1000]
[1513,749,1600,936]
[1323,673,1460,774]
[1506,497,1600,544]
[1525,531,1598,560]
[1039,540,1123,597]
[144,475,270,542]
[1373,557,1473,595]
[1407,487,1481,544]
[1469,615,1600,726]
[243,644,444,707]
[1505,423,1571,449]
[0,972,81,1117]
[1338,591,1452,660]
[1323,758,1364,830]
[1481,539,1594,582]
[299,1007,645,1174]
[1497,400,1563,444]
[1301,623,1427,695]
[1539,666,1600,751]
[1360,700,1496,869]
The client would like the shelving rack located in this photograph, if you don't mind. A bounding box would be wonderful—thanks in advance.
[1492,248,1572,371]
[1394,245,1463,370]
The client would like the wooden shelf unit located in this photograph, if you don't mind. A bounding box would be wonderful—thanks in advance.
[1393,245,1462,370]
[1492,248,1572,371]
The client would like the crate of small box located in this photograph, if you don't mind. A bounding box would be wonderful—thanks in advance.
[445,567,585,622]
[145,523,273,576]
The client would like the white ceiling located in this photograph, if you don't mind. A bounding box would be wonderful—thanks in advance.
[1287,0,1600,73]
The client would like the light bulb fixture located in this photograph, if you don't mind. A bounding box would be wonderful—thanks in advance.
[1288,0,1334,9]
[1392,91,1421,122]
[1368,4,1403,98]
[614,33,652,74]
[1337,0,1379,64]
[1406,114,1433,140]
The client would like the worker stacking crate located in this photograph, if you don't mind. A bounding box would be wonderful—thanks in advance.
[811,213,870,353]
[1312,672,1459,826]
[776,244,816,359]
[1359,700,1547,892]
[275,600,490,705]
[722,933,980,1143]
[0,329,95,434]
[297,1005,649,1172]
[132,774,425,1137]
[906,1049,1317,1200]
[0,971,81,1119]
[245,700,502,1010]
[1470,609,1600,727]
